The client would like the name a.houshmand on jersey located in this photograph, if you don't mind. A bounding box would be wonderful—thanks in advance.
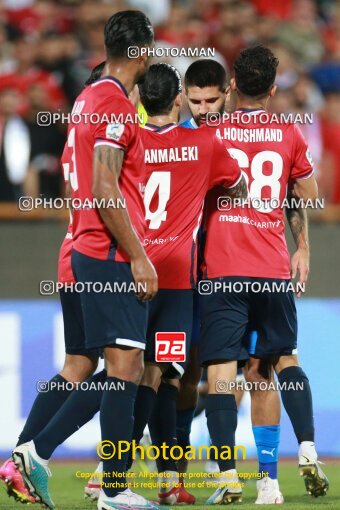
[216,127,283,143]
[145,146,199,163]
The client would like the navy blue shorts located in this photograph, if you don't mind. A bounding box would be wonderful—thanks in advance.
[191,291,200,347]
[191,292,254,369]
[199,277,297,366]
[145,289,193,378]
[71,249,148,351]
[59,288,89,356]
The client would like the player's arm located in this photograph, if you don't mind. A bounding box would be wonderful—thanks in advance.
[290,126,318,203]
[290,174,318,202]
[285,192,309,297]
[209,134,248,199]
[288,126,317,296]
[93,144,157,301]
[222,173,248,200]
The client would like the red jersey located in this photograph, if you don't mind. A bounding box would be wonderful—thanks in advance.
[203,110,314,279]
[142,123,242,289]
[57,143,75,284]
[70,77,146,262]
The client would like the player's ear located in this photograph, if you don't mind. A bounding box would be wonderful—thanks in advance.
[225,85,235,112]
[175,92,183,106]
[137,49,150,71]
[139,54,148,67]
[230,78,237,92]
[270,85,277,97]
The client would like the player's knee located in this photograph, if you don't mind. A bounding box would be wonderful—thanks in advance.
[207,361,237,386]
[273,354,299,375]
[245,357,274,386]
[61,354,98,383]
[246,364,270,385]
[106,349,144,383]
[140,363,162,390]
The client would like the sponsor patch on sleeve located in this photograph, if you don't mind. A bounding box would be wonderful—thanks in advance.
[106,123,125,141]
[306,148,313,167]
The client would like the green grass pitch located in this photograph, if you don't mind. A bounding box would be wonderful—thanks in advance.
[0,460,339,510]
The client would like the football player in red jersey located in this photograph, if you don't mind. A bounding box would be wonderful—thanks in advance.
[68,62,245,505]
[167,58,317,504]
[12,11,162,510]
[0,65,107,506]
[201,46,328,505]
[158,59,281,497]
[122,63,246,504]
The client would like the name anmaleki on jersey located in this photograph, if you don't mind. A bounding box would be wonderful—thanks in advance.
[145,146,198,163]
[216,127,283,143]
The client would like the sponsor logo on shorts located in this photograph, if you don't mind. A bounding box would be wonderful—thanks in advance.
[155,332,186,362]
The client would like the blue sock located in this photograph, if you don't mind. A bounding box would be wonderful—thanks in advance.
[176,408,195,449]
[253,425,280,480]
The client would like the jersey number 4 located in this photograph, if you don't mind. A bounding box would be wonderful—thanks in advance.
[144,171,171,229]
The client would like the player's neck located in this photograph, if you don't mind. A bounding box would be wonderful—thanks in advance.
[236,98,268,111]
[147,113,177,127]
[103,62,138,95]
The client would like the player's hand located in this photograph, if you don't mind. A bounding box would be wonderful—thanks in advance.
[291,247,309,298]
[131,254,158,301]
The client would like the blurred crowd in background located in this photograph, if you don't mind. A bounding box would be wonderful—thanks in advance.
[0,0,340,219]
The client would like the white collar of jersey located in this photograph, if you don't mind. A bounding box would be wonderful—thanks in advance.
[143,122,178,134]
[189,118,198,128]
[234,108,266,115]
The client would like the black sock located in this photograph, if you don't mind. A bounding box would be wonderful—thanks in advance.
[176,408,195,449]
[176,408,196,472]
[34,370,106,459]
[126,385,156,471]
[149,382,178,472]
[206,394,237,472]
[278,366,314,443]
[101,377,138,498]
[17,374,73,446]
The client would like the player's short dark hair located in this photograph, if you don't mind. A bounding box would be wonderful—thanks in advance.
[139,63,182,116]
[85,61,105,86]
[233,45,278,98]
[104,10,153,59]
[184,60,227,92]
